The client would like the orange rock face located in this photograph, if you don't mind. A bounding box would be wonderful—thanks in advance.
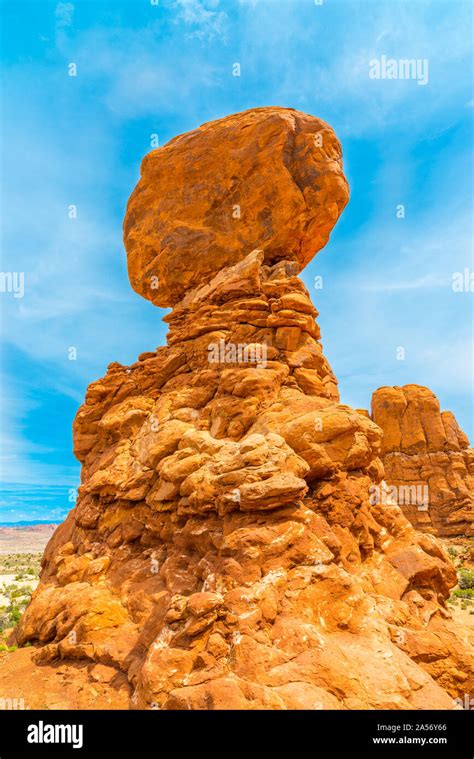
[124,107,349,307]
[372,385,474,537]
[3,110,472,710]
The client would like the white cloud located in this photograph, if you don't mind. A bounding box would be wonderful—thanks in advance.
[174,0,228,39]
[0,371,79,486]
[232,0,473,138]
[55,2,74,30]
[361,274,449,292]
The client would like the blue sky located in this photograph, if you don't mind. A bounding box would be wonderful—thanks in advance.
[0,0,472,522]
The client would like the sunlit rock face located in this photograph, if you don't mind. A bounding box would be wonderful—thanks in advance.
[372,384,474,537]
[123,107,349,307]
[12,109,473,710]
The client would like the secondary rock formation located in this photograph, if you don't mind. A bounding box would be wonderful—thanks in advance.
[10,108,473,709]
[372,385,474,537]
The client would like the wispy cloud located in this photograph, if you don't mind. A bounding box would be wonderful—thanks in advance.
[174,0,228,39]
[54,2,74,30]
[361,274,449,292]
[0,369,79,486]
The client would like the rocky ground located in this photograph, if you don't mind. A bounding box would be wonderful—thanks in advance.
[0,536,49,647]
[0,533,130,709]
[0,648,130,710]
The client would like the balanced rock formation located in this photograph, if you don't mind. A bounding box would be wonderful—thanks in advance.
[10,108,473,709]
[124,107,349,307]
[372,385,474,537]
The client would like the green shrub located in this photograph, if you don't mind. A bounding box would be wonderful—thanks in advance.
[452,588,474,600]
[10,588,25,600]
[459,568,474,590]
[8,607,21,626]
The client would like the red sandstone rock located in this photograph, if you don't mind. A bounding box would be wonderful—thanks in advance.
[2,110,472,711]
[372,385,473,537]
[124,107,349,307]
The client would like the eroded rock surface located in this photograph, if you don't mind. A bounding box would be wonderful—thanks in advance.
[124,106,349,307]
[4,109,472,710]
[372,385,473,537]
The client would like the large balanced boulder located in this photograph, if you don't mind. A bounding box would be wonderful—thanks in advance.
[3,109,472,710]
[123,107,349,306]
